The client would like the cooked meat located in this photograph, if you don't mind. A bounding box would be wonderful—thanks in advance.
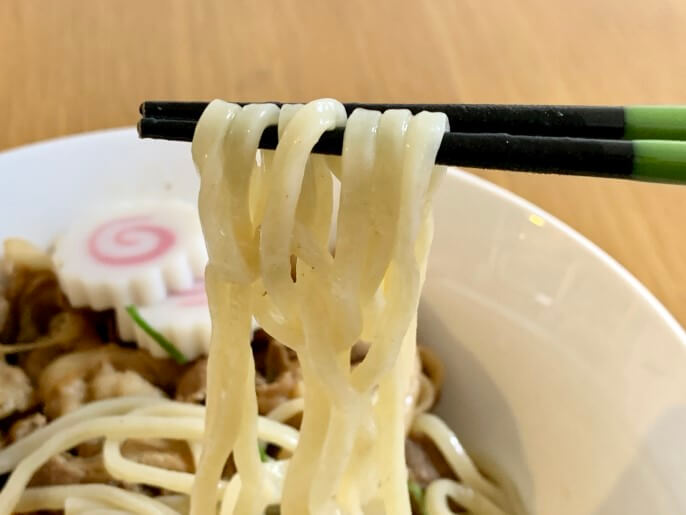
[43,360,165,423]
[0,361,34,419]
[252,334,302,414]
[2,238,53,274]
[75,438,104,458]
[256,369,301,415]
[41,356,166,419]
[38,344,182,419]
[0,296,8,335]
[2,269,65,344]
[40,360,164,421]
[175,358,207,403]
[89,362,164,400]
[176,360,302,415]
[43,375,87,419]
[405,433,456,487]
[29,452,111,487]
[7,412,46,444]
[176,337,303,415]
[121,438,194,473]
[19,334,99,387]
[0,263,106,392]
[252,331,298,381]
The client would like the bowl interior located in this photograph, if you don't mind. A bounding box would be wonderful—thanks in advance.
[424,172,686,514]
[2,129,686,515]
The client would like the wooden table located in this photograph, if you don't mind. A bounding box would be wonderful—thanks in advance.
[2,0,685,326]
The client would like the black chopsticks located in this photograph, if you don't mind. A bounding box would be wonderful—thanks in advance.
[138,101,686,184]
[140,101,686,140]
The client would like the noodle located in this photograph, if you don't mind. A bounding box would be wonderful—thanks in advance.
[16,484,178,515]
[0,396,163,474]
[0,415,205,509]
[1,397,302,513]
[188,98,506,514]
[412,413,506,507]
[414,373,437,416]
[266,397,304,424]
[425,479,509,515]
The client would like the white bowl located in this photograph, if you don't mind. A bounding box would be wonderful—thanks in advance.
[1,128,685,514]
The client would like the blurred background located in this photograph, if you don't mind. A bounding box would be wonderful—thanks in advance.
[1,0,685,325]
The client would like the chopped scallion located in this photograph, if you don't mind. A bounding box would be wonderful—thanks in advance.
[408,479,427,515]
[125,305,188,364]
[258,442,270,462]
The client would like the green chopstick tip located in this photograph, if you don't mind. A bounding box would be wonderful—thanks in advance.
[625,106,686,141]
[632,140,686,184]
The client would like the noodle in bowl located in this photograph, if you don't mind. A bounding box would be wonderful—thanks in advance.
[0,102,685,514]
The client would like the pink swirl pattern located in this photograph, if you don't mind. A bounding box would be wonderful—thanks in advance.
[171,280,207,307]
[88,215,176,266]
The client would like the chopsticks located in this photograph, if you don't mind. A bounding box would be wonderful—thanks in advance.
[138,101,686,184]
[141,102,686,140]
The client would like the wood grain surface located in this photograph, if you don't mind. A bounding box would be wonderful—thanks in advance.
[1,0,685,326]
